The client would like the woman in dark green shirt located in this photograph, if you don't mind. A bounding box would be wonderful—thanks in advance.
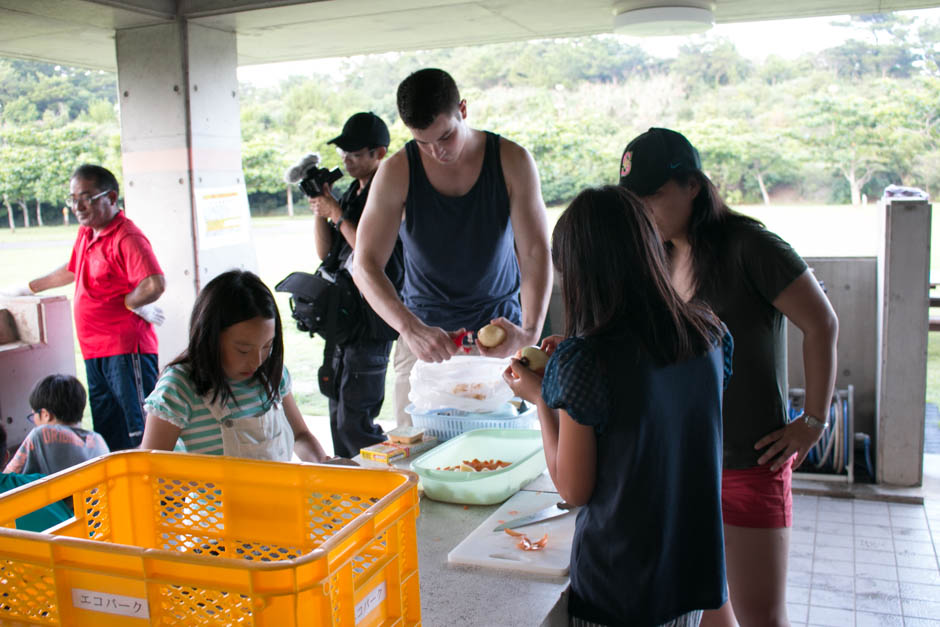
[620,128,839,627]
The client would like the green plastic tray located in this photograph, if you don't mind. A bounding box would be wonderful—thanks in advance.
[409,429,546,505]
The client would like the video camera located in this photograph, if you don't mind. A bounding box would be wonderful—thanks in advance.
[284,153,343,198]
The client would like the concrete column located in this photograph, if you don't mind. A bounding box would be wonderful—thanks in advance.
[116,20,256,366]
[877,198,931,486]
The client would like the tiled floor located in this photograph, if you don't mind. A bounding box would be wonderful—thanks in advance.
[787,493,940,626]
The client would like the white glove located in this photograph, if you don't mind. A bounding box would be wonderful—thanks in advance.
[0,284,34,298]
[132,303,165,326]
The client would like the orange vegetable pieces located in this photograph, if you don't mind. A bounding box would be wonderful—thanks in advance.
[518,533,549,551]
[437,458,513,472]
[503,528,549,550]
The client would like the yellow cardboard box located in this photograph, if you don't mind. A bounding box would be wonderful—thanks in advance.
[360,436,438,464]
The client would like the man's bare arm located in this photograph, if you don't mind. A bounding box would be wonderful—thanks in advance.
[353,151,457,362]
[125,274,165,309]
[28,264,75,293]
[480,140,551,358]
[352,152,411,328]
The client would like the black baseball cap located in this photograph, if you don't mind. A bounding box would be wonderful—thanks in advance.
[328,112,390,152]
[619,127,702,196]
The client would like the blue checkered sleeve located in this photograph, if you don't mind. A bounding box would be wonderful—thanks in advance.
[541,337,610,430]
[720,324,734,391]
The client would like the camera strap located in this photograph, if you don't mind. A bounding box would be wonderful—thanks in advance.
[317,273,342,399]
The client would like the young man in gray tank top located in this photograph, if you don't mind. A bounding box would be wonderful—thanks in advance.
[353,68,552,426]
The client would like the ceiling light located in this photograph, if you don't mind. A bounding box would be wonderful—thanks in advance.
[613,6,714,37]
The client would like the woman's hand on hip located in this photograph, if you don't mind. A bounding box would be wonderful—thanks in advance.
[754,420,825,471]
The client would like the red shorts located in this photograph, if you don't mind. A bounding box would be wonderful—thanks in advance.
[721,457,793,528]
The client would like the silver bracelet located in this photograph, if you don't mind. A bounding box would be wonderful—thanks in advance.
[798,413,828,430]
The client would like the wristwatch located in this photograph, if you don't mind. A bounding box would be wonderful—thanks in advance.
[333,216,345,230]
[799,413,828,430]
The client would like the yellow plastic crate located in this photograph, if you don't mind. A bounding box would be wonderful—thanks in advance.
[0,451,421,626]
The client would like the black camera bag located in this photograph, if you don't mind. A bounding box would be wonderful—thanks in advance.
[275,268,364,346]
[275,267,366,399]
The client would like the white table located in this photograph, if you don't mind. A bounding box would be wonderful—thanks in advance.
[356,454,570,626]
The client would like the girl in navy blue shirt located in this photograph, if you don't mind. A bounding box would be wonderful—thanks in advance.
[504,186,733,626]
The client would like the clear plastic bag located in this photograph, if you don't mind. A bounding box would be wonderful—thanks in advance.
[408,355,514,413]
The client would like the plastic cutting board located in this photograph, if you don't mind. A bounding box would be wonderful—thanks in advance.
[447,490,578,576]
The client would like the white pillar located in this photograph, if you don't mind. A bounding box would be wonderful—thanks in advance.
[877,198,931,486]
[116,20,256,366]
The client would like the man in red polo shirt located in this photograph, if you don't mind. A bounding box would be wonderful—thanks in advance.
[10,165,166,451]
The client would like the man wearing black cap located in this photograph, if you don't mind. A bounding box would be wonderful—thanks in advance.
[309,111,404,457]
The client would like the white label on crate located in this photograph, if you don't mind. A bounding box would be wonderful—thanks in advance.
[354,581,387,624]
[72,588,150,619]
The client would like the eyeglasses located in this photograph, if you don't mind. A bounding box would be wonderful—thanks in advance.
[26,411,36,424]
[66,189,109,210]
[335,147,375,160]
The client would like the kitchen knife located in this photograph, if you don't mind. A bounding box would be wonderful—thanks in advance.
[493,501,576,532]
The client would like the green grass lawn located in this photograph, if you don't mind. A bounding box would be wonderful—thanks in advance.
[929,334,940,407]
[251,217,357,419]
[3,202,938,427]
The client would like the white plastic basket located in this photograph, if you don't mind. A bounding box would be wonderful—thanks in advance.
[405,402,538,441]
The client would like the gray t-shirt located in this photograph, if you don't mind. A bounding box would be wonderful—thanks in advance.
[4,424,109,475]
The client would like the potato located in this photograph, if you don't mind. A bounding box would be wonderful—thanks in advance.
[477,323,507,347]
[519,346,549,374]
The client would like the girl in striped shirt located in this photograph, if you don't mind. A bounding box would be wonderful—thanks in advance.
[141,270,328,462]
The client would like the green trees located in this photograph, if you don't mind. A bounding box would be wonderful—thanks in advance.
[2,13,939,222]
[800,89,890,206]
[894,76,940,198]
[673,38,752,90]
[0,125,91,229]
[0,59,120,228]
[238,18,937,209]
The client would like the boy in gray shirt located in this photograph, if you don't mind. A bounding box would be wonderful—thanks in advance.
[5,374,108,476]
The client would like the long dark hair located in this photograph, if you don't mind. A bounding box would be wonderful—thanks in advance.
[672,170,764,298]
[553,185,722,363]
[168,270,284,407]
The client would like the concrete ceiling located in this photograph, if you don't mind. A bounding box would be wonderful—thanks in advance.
[1,0,939,71]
